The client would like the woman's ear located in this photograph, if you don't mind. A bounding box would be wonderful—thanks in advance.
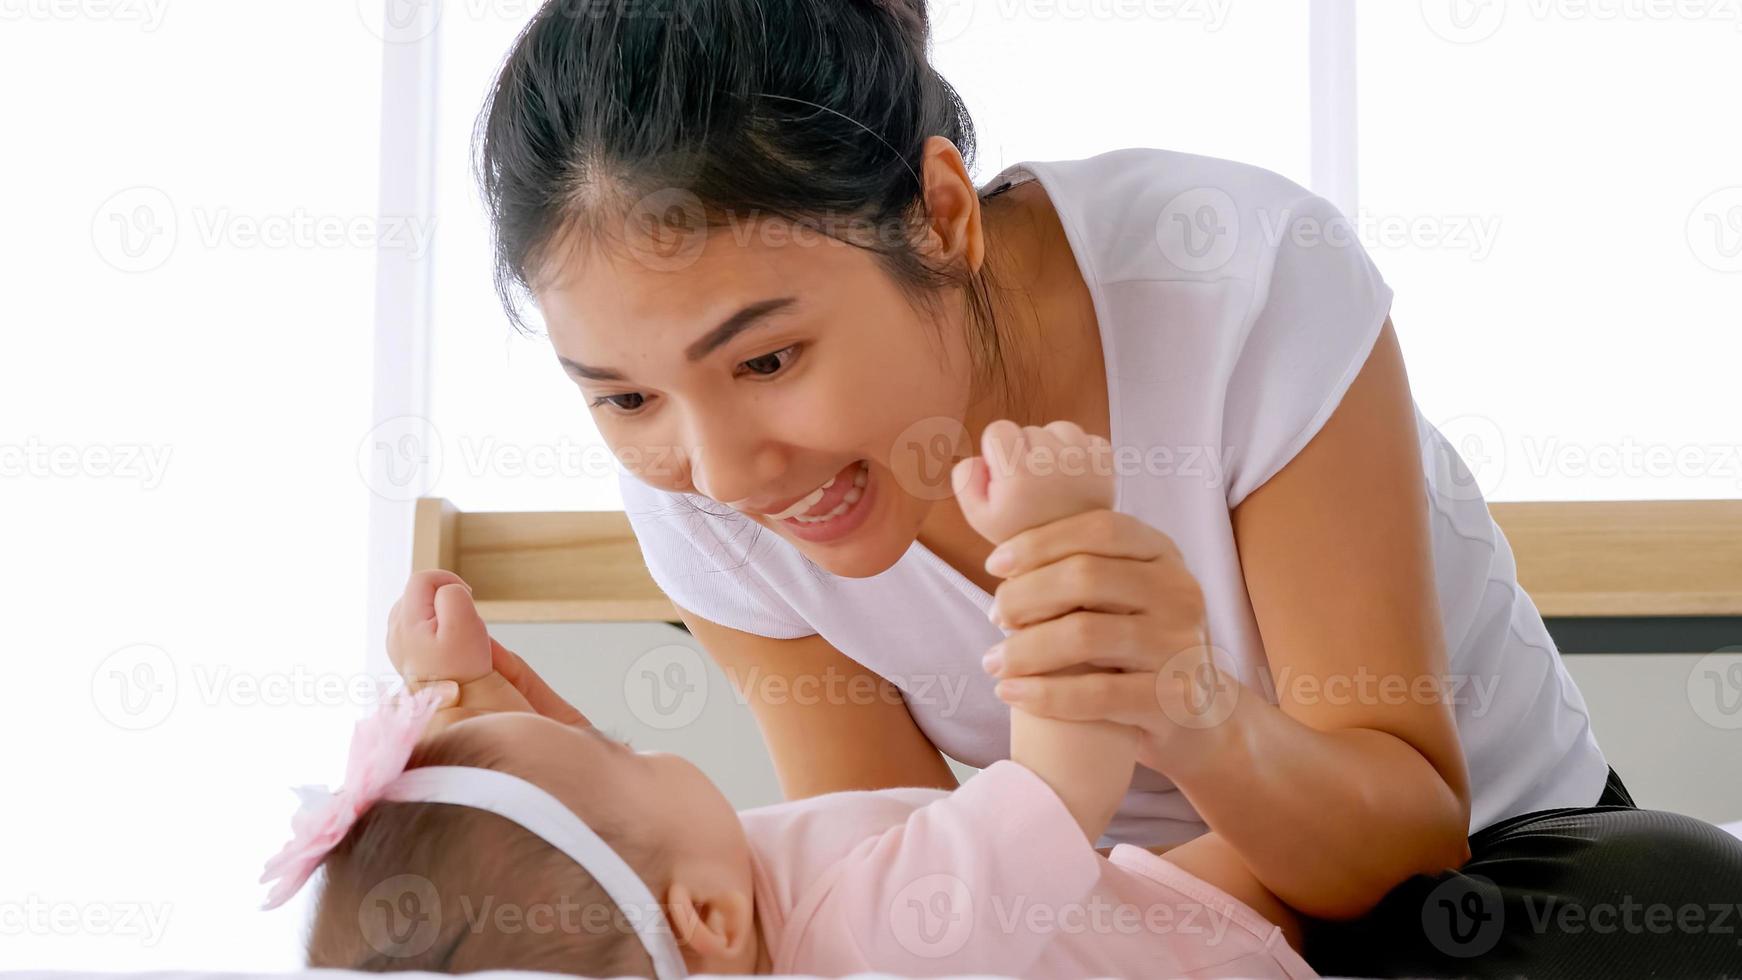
[665,881,756,968]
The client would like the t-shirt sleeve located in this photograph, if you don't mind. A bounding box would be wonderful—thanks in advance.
[1221,191,1396,510]
[786,760,1101,976]
[616,468,816,639]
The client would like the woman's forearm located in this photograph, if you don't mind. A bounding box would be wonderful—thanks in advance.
[1168,691,1472,921]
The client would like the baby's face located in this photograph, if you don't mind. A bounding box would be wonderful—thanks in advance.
[445,711,753,889]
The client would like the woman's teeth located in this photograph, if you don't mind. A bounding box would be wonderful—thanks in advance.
[773,460,869,523]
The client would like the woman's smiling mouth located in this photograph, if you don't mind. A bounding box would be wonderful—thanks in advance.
[763,460,876,543]
[761,459,869,521]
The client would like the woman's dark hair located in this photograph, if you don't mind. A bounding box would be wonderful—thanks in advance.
[472,0,1035,575]
[471,0,1025,401]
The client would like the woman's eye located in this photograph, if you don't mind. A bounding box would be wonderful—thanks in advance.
[739,344,800,377]
[589,345,799,415]
[589,392,646,414]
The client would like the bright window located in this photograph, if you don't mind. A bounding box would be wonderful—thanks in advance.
[1356,5,1742,501]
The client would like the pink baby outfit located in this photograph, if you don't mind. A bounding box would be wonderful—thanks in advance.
[739,761,1317,978]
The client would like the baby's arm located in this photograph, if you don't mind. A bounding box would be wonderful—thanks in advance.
[956,427,1302,947]
[799,760,1105,977]
[953,421,1138,843]
[389,569,536,721]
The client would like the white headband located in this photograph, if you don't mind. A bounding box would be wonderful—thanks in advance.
[382,765,690,980]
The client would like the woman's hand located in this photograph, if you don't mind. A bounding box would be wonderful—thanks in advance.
[388,569,591,728]
[486,634,590,726]
[980,508,1248,780]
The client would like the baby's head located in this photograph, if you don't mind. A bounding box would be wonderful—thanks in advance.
[301,710,761,977]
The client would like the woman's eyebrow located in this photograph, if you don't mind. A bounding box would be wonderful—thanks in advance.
[558,295,799,382]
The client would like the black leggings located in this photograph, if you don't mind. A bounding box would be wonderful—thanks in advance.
[1301,767,1742,979]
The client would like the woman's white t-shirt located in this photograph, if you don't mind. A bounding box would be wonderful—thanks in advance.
[618,146,1610,848]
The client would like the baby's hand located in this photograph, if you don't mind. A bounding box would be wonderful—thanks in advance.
[388,570,535,720]
[389,570,493,686]
[951,419,1115,545]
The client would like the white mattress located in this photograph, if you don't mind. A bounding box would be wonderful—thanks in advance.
[11,823,1741,980]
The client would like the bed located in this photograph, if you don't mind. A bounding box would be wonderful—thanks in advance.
[27,502,1725,980]
[409,498,1742,626]
[405,497,1742,814]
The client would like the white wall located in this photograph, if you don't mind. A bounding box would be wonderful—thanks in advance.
[1565,653,1742,821]
[2,2,386,971]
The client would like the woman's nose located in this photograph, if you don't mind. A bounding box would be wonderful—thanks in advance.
[682,420,785,507]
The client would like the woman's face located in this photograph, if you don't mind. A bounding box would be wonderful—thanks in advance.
[536,149,995,579]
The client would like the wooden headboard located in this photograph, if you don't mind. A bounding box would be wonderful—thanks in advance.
[411,498,1742,652]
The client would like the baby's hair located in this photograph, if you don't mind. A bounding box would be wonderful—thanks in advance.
[305,722,667,976]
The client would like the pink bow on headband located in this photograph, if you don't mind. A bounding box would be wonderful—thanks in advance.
[259,683,452,910]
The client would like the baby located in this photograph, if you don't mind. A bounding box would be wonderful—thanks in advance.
[268,420,1316,979]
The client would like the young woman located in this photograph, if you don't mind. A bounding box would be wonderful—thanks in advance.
[467,0,1742,975]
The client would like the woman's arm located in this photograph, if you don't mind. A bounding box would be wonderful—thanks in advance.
[1178,317,1473,918]
[674,602,958,798]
